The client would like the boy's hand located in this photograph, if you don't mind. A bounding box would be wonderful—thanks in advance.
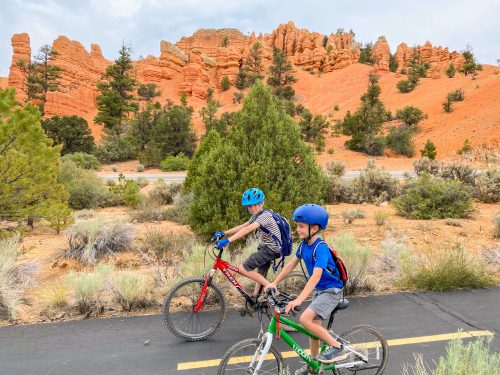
[215,238,230,249]
[264,282,277,292]
[285,298,302,314]
[212,231,225,238]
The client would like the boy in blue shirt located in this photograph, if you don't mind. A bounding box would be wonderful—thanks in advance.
[265,204,344,374]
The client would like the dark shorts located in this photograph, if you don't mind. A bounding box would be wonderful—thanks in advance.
[242,245,281,277]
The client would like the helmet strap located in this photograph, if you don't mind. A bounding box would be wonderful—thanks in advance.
[306,225,321,242]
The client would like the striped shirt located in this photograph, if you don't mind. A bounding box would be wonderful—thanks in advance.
[251,210,281,253]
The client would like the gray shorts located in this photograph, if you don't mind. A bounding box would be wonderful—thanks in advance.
[309,287,343,320]
[242,245,281,277]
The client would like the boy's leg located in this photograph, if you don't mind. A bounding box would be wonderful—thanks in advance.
[299,307,341,349]
[240,246,277,296]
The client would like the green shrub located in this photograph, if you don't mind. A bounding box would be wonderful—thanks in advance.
[148,181,183,205]
[380,232,410,270]
[403,336,500,375]
[457,139,473,155]
[444,218,462,227]
[474,170,500,203]
[141,229,195,263]
[400,245,493,291]
[327,148,334,155]
[448,88,465,102]
[386,125,415,157]
[324,176,354,204]
[413,157,440,175]
[164,192,194,225]
[136,164,145,172]
[325,160,345,177]
[221,76,231,91]
[65,218,132,265]
[136,177,149,188]
[233,91,244,104]
[374,211,390,226]
[397,79,416,93]
[438,162,476,187]
[160,153,191,171]
[95,135,137,163]
[62,153,100,170]
[58,159,113,210]
[351,162,399,204]
[111,271,153,311]
[328,234,373,295]
[443,98,454,112]
[130,199,165,223]
[66,264,112,315]
[123,181,143,208]
[445,63,456,78]
[493,213,500,238]
[333,104,339,111]
[341,208,365,224]
[0,235,38,320]
[111,165,118,172]
[41,115,95,155]
[420,140,437,159]
[41,281,69,309]
[395,106,425,127]
[393,174,474,219]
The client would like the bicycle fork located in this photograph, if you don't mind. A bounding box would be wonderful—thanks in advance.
[248,332,273,375]
[194,269,216,312]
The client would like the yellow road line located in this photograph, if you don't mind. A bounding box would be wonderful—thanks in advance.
[177,330,493,371]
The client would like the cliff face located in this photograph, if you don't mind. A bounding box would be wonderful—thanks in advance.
[5,22,466,133]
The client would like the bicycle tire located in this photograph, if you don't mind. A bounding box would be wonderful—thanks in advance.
[279,271,311,302]
[163,277,226,342]
[217,338,284,375]
[333,325,388,375]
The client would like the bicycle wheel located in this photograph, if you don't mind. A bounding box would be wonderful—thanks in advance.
[218,338,284,375]
[279,271,311,302]
[333,325,388,375]
[163,277,226,341]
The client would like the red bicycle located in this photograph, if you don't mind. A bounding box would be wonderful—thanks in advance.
[163,235,308,341]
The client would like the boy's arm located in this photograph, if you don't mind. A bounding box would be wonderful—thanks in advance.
[224,220,251,236]
[264,256,299,290]
[227,221,260,242]
[295,267,322,304]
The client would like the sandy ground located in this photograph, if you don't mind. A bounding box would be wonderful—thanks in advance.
[7,201,499,326]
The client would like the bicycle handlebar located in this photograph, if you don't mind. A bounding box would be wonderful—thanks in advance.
[266,288,301,314]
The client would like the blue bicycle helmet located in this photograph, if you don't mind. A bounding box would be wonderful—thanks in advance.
[241,188,265,206]
[293,204,329,229]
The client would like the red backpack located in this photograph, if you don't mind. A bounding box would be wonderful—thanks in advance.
[298,240,349,287]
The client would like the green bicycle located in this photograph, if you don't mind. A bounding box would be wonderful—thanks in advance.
[217,289,388,375]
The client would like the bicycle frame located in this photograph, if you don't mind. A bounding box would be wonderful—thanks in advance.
[249,314,369,374]
[194,251,256,312]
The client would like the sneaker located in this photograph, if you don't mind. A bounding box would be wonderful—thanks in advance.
[317,345,347,363]
[294,364,317,375]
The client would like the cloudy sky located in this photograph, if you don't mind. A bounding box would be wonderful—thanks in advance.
[1,0,499,76]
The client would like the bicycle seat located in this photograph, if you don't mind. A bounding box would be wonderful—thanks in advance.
[335,298,349,311]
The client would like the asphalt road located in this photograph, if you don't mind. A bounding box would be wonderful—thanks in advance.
[1,287,498,375]
[97,170,416,182]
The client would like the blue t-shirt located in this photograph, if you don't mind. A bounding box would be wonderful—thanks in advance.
[295,238,344,291]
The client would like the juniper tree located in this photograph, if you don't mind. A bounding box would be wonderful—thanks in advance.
[267,48,297,100]
[41,115,95,155]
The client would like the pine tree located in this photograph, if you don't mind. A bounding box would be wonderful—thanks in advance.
[339,73,387,155]
[187,82,325,236]
[420,139,437,159]
[200,88,222,134]
[94,44,138,134]
[137,83,160,102]
[42,115,95,155]
[0,88,69,222]
[446,63,456,78]
[459,45,481,77]
[16,45,63,114]
[245,42,264,85]
[389,54,399,72]
[267,49,297,100]
[221,76,231,91]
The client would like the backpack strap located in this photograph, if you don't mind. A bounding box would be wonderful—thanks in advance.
[311,240,328,263]
[297,241,309,279]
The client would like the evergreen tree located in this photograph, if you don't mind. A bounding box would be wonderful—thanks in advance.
[16,45,63,114]
[446,63,456,78]
[298,108,329,150]
[338,73,387,155]
[94,44,138,134]
[245,42,264,85]
[0,88,69,222]
[140,101,196,166]
[41,115,95,155]
[221,76,231,91]
[235,69,247,90]
[395,106,425,127]
[389,54,399,72]
[267,48,297,100]
[137,83,160,102]
[220,36,229,47]
[420,139,437,159]
[187,82,325,236]
[129,102,162,152]
[460,45,481,77]
[200,88,222,134]
[359,43,375,65]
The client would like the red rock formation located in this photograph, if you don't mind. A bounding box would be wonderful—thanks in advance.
[372,36,391,72]
[8,33,31,102]
[177,52,210,99]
